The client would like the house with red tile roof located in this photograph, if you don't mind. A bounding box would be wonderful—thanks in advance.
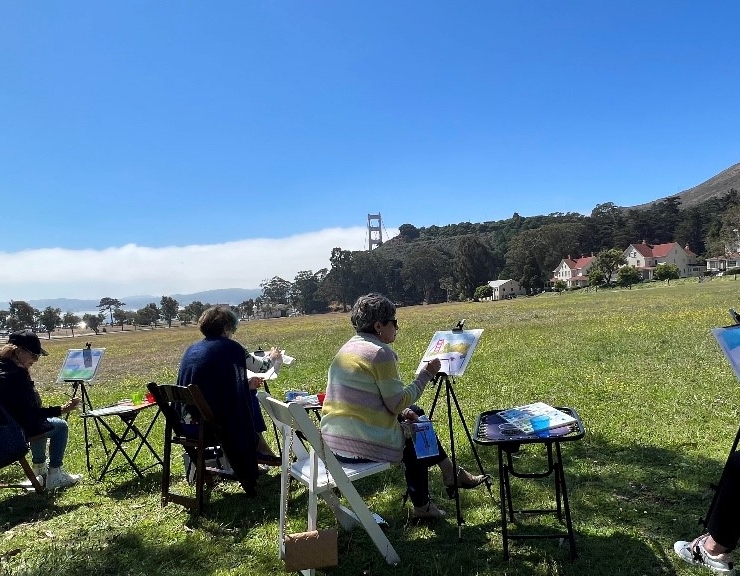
[551,255,595,288]
[623,241,703,280]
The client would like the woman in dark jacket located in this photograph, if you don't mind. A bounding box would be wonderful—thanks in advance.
[0,330,81,489]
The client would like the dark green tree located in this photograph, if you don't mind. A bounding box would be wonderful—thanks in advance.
[38,307,62,338]
[183,301,208,323]
[453,236,495,299]
[98,297,125,325]
[261,277,292,306]
[401,245,443,303]
[592,248,627,286]
[617,265,642,289]
[62,312,81,337]
[8,301,37,331]
[137,303,160,327]
[82,312,105,334]
[112,308,127,330]
[654,263,680,283]
[160,296,179,328]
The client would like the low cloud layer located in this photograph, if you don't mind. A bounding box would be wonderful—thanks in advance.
[0,227,386,302]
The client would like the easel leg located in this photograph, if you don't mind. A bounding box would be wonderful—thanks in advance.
[428,374,493,539]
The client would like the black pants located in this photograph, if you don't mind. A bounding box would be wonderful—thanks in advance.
[401,405,448,507]
[708,451,740,550]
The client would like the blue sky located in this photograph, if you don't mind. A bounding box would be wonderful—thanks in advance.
[1,1,738,302]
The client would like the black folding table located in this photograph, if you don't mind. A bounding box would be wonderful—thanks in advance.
[474,407,585,560]
[82,401,163,481]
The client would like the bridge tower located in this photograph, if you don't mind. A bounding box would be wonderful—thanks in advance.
[367,213,383,250]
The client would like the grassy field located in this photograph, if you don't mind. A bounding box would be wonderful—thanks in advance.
[2,278,740,575]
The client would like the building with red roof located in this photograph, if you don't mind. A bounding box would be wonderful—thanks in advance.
[623,241,703,280]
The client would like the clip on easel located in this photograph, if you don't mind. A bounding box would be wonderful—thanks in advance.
[701,309,740,528]
[419,320,493,539]
[58,343,106,471]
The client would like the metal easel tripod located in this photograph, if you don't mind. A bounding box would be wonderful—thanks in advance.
[428,369,493,539]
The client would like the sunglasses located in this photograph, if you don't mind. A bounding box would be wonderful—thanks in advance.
[21,348,40,361]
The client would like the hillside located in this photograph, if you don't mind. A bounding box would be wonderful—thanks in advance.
[627,162,740,210]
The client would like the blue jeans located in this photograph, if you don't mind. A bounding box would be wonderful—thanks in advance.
[30,417,69,468]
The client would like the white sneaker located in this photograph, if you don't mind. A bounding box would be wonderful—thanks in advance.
[674,534,735,574]
[46,467,82,489]
[33,462,48,483]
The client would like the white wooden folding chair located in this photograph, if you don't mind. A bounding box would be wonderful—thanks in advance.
[257,391,400,575]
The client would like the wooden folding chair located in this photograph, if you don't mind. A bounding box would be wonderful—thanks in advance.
[257,391,400,575]
[0,433,46,495]
[147,382,234,515]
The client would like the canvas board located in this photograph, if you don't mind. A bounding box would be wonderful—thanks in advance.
[415,329,483,377]
[56,348,106,382]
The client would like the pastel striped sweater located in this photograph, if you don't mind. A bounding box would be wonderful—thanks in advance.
[320,333,434,463]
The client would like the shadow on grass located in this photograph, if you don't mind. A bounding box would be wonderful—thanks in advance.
[465,429,726,574]
[1,431,730,576]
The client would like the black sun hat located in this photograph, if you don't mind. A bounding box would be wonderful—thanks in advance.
[8,330,49,356]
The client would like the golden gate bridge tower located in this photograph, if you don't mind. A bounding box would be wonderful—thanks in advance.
[367,213,383,250]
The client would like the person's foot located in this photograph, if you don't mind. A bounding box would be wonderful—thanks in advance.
[45,467,82,489]
[444,466,489,498]
[412,499,446,520]
[256,452,282,466]
[674,534,735,574]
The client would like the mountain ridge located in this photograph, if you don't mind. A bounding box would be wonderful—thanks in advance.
[626,162,740,210]
[19,288,262,314]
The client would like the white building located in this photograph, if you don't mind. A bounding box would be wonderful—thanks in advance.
[488,279,526,300]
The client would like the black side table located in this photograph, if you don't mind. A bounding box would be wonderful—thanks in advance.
[82,401,163,481]
[474,407,585,560]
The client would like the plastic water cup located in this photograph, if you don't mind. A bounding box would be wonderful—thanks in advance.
[285,391,296,402]
[132,392,144,405]
[317,393,326,405]
[145,392,155,404]
[530,415,550,437]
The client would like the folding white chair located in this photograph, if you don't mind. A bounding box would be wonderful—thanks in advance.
[257,391,400,575]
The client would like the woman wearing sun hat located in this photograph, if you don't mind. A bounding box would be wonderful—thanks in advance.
[0,330,82,489]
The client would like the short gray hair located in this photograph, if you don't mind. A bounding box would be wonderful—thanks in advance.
[350,293,396,334]
[198,305,239,338]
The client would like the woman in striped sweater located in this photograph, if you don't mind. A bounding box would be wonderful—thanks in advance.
[320,293,488,519]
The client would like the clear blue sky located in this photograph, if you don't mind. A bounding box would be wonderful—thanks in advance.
[1,1,738,302]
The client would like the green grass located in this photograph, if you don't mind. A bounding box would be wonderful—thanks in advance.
[3,277,740,575]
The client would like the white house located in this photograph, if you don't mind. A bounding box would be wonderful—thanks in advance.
[706,253,740,274]
[551,255,595,289]
[488,279,526,300]
[623,241,703,280]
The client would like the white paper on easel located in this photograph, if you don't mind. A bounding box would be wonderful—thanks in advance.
[247,350,294,380]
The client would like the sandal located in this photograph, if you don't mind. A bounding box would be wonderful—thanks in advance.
[673,534,735,574]
[444,467,490,498]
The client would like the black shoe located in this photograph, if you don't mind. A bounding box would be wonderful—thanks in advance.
[256,452,281,466]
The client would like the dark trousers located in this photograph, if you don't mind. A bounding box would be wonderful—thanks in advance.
[708,451,740,550]
[401,405,448,507]
[402,435,447,506]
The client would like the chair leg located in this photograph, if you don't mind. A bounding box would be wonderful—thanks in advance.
[19,456,44,494]
[161,427,172,507]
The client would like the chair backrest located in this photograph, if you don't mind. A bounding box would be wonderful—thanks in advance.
[256,391,400,570]
[256,391,390,487]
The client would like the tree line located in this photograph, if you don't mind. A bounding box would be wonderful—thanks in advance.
[2,190,738,329]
